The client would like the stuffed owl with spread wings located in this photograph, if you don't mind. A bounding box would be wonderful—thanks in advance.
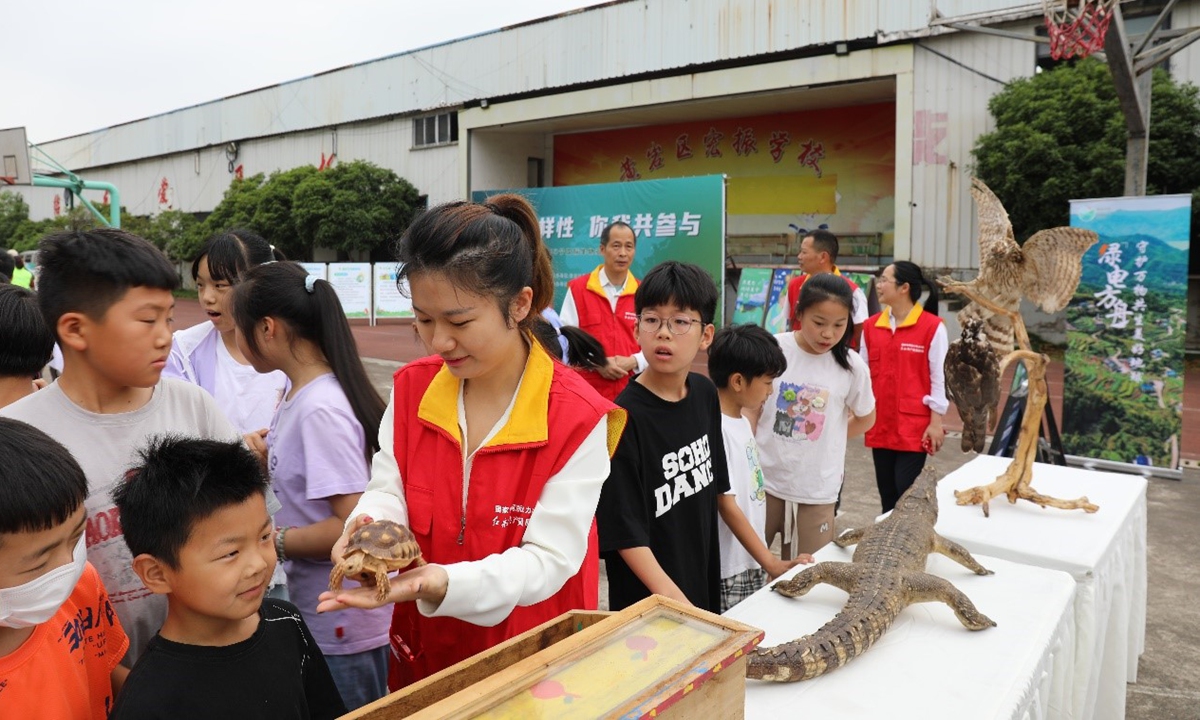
[944,179,1097,452]
[955,178,1099,355]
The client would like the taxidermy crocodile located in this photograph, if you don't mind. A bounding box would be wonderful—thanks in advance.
[745,468,996,682]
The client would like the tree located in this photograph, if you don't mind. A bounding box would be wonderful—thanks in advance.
[252,165,319,260]
[291,161,422,260]
[973,59,1200,242]
[0,191,30,246]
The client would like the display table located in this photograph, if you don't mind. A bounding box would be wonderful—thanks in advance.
[934,455,1148,720]
[726,545,1077,720]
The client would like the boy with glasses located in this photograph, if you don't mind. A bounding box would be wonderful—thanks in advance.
[597,261,730,612]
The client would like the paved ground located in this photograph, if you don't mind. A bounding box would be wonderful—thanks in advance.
[175,299,1200,718]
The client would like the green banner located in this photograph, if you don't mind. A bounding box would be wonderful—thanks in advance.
[473,176,726,322]
[1065,194,1191,470]
[732,268,773,325]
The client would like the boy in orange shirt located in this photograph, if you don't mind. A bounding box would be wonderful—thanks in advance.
[0,418,129,718]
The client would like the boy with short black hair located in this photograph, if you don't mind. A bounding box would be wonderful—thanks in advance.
[708,324,812,611]
[0,418,129,719]
[0,284,55,408]
[0,228,242,666]
[110,436,345,719]
[597,261,731,613]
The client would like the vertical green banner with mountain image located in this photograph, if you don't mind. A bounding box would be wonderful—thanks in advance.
[1065,195,1190,470]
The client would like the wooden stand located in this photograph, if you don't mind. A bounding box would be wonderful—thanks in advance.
[343,595,764,720]
[940,281,1099,516]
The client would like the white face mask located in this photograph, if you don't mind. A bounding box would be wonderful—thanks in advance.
[0,533,88,629]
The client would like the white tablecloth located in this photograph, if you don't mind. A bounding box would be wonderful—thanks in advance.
[934,455,1148,720]
[726,545,1077,720]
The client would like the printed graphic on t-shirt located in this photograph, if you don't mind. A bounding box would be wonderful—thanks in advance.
[746,441,766,503]
[771,382,829,442]
[654,435,714,517]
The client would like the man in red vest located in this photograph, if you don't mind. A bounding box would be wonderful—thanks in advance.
[560,221,646,400]
[786,229,868,347]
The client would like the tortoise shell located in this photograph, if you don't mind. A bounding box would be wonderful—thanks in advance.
[345,519,422,562]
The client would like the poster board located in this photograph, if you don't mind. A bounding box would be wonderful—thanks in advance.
[473,175,727,323]
[731,268,773,326]
[374,264,413,320]
[1065,194,1190,471]
[296,262,328,281]
[327,263,373,321]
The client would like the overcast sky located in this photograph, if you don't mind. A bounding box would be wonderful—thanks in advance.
[1,0,600,143]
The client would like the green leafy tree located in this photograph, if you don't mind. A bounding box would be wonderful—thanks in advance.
[291,161,422,260]
[0,191,30,246]
[973,59,1200,242]
[252,165,319,260]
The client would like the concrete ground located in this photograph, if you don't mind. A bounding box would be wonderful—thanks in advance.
[360,357,1200,720]
[173,300,1199,718]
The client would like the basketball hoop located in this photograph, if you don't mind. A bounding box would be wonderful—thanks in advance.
[1043,0,1119,60]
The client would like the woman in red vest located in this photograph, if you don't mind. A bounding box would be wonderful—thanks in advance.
[319,195,626,688]
[860,261,948,513]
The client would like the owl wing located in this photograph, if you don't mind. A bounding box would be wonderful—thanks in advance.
[971,177,1017,273]
[1019,227,1099,313]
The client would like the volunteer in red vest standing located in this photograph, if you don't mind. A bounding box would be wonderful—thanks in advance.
[786,229,868,348]
[320,195,627,689]
[560,221,646,400]
[860,261,948,513]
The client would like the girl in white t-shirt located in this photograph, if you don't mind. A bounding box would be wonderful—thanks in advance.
[755,273,876,557]
[163,229,287,434]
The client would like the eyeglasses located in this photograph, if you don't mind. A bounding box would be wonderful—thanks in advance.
[637,314,704,335]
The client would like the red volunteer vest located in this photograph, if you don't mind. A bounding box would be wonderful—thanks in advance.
[387,343,624,688]
[566,267,640,401]
[863,305,942,452]
[787,268,861,331]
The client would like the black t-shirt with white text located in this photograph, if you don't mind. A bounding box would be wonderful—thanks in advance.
[110,599,346,720]
[597,373,731,613]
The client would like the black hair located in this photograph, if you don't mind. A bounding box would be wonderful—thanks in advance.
[0,251,14,280]
[0,418,88,539]
[560,325,607,371]
[634,261,719,325]
[805,229,840,263]
[396,194,555,330]
[190,228,281,284]
[529,316,564,362]
[13,255,25,270]
[708,324,787,389]
[35,228,178,339]
[795,273,854,370]
[0,285,55,377]
[231,262,385,461]
[112,436,269,568]
[600,221,636,247]
[889,260,940,316]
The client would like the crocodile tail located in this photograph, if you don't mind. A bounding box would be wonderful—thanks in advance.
[745,595,902,682]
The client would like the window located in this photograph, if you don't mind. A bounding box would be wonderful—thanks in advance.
[413,111,459,147]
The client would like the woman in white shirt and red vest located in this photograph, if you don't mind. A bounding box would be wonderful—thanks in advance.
[860,261,948,513]
[319,195,626,689]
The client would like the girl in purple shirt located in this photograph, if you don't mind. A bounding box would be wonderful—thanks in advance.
[232,261,389,711]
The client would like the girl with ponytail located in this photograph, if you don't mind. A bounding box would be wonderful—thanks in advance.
[319,194,627,689]
[860,260,948,514]
[231,261,390,710]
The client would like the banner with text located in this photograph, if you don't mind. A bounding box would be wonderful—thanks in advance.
[1065,194,1190,470]
[328,263,373,320]
[473,175,726,321]
[373,264,413,319]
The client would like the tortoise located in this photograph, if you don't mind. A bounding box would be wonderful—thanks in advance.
[329,519,426,602]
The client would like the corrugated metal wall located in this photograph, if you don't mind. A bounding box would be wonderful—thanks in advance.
[24,118,460,220]
[909,26,1037,271]
[36,0,932,171]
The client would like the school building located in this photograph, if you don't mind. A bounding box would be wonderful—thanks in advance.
[16,0,1200,284]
